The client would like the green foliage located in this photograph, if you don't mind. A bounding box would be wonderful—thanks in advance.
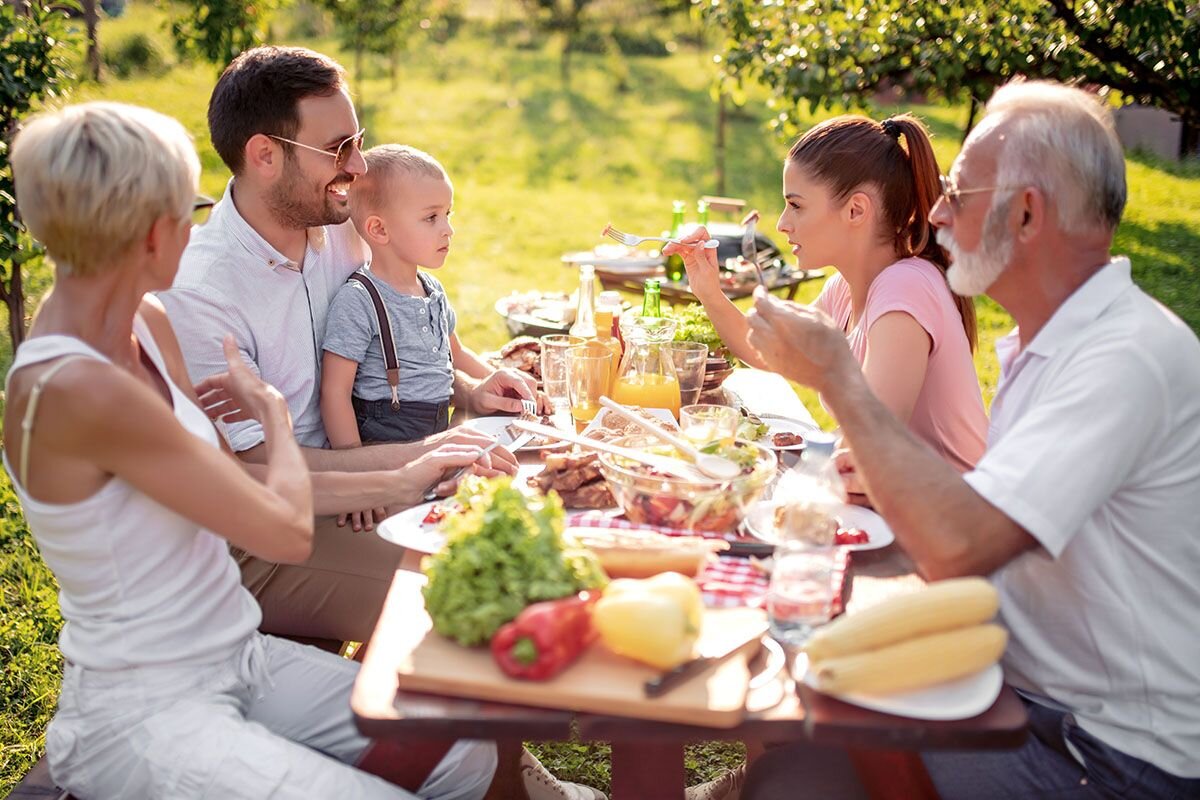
[0,1,78,348]
[166,0,280,69]
[699,0,1200,133]
[0,470,64,792]
[102,30,168,77]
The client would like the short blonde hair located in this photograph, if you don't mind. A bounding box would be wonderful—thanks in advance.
[984,81,1126,233]
[350,144,448,222]
[11,101,200,276]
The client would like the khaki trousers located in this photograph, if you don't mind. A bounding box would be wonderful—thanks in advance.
[233,516,406,644]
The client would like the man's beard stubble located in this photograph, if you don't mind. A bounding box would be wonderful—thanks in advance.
[265,162,353,231]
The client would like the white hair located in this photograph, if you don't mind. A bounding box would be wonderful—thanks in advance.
[984,81,1126,234]
[11,101,199,276]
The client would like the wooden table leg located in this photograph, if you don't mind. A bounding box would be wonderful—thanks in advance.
[484,739,530,800]
[610,741,686,800]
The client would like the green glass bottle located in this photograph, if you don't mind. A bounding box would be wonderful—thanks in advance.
[641,278,663,317]
[697,199,709,226]
[664,200,686,283]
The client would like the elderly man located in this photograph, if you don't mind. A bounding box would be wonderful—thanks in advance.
[739,81,1200,798]
[160,47,535,645]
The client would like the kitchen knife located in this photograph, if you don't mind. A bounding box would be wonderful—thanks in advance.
[644,620,769,698]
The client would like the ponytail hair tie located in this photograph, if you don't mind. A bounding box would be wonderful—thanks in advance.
[881,119,902,140]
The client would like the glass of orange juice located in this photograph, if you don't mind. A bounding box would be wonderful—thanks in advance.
[567,343,614,433]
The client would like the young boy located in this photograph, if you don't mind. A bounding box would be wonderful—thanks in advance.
[321,144,468,451]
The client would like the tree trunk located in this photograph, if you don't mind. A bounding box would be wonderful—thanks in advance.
[389,49,398,92]
[715,90,727,197]
[961,96,979,144]
[3,266,27,350]
[83,0,101,81]
[560,43,571,87]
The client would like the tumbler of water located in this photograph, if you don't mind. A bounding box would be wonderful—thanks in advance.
[767,542,837,647]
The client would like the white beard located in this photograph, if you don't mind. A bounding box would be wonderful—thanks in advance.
[940,194,1015,297]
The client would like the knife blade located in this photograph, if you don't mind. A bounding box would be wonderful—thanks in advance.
[643,620,769,698]
[740,209,767,289]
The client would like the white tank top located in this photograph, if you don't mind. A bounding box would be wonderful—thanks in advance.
[3,316,261,669]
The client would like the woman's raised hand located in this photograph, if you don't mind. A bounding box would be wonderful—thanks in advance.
[195,335,291,429]
[662,225,721,297]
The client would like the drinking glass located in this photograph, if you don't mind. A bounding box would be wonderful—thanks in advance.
[680,403,739,448]
[767,542,838,647]
[540,334,584,411]
[567,343,614,433]
[668,341,708,408]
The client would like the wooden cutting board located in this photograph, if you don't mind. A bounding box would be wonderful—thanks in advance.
[390,576,768,728]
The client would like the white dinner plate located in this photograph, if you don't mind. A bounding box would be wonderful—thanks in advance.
[579,406,679,441]
[462,414,570,451]
[742,500,895,552]
[561,251,664,271]
[761,416,821,451]
[796,654,1004,721]
[376,465,546,554]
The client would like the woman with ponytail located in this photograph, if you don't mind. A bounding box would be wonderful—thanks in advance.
[667,113,987,473]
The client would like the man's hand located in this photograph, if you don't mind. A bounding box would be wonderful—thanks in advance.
[337,506,388,533]
[403,443,513,505]
[418,427,519,474]
[745,288,859,392]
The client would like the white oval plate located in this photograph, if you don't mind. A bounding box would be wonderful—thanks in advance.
[579,406,679,442]
[743,501,894,552]
[376,464,546,554]
[762,417,820,451]
[462,414,569,451]
[796,654,1004,721]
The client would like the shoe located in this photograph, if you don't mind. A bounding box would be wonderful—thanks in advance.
[520,748,608,800]
[685,763,746,800]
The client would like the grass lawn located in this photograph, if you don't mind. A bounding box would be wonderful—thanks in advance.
[2,2,1199,793]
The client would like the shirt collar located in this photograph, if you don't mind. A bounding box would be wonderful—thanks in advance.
[210,178,327,270]
[1023,256,1133,358]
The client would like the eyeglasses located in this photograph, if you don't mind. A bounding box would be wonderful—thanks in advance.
[267,128,366,171]
[192,194,215,226]
[939,175,1015,211]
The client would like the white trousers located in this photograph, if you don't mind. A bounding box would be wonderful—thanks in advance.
[47,634,496,799]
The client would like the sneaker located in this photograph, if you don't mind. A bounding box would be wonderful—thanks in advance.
[685,763,746,800]
[520,748,608,800]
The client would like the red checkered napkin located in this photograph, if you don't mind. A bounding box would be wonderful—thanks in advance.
[565,511,852,610]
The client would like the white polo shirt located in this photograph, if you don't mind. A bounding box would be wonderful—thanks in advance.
[965,257,1200,778]
[160,179,367,451]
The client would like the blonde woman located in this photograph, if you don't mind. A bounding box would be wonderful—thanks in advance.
[4,102,495,798]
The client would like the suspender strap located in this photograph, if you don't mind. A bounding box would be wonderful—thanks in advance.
[347,272,402,411]
[19,356,92,490]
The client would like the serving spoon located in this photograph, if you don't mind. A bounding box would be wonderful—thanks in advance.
[597,396,742,481]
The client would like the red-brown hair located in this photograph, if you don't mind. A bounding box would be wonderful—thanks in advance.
[787,114,977,352]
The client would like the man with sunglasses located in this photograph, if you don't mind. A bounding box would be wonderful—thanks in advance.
[160,46,539,650]
[737,81,1200,798]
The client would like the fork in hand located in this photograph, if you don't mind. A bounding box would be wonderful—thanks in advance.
[603,224,719,250]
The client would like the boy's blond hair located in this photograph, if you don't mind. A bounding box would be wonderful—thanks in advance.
[11,101,199,276]
[350,144,448,227]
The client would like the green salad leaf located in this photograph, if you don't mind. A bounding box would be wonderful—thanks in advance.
[670,303,728,359]
[421,476,607,646]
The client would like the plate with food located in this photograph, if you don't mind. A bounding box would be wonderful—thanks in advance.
[742,500,894,551]
[377,465,545,553]
[580,406,678,444]
[464,413,570,451]
[562,244,664,273]
[759,416,820,451]
[494,291,575,336]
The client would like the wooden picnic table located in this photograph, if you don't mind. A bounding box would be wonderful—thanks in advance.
[352,370,1027,799]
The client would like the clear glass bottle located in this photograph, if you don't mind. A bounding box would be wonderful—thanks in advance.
[569,264,597,339]
[593,309,622,388]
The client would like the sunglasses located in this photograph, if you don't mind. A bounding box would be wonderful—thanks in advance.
[938,175,1016,211]
[192,194,216,225]
[267,128,367,171]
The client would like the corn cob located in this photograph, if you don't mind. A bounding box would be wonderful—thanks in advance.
[809,623,1007,695]
[802,577,998,662]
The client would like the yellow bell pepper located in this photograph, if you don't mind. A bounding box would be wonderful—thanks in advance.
[594,572,703,669]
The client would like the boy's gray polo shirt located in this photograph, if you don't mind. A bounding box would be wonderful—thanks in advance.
[322,269,457,404]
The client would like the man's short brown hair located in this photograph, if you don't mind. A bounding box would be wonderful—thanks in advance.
[208,46,346,174]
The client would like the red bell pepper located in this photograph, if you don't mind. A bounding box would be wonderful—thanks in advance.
[490,591,599,681]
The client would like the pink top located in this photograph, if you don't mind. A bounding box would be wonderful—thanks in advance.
[815,257,987,472]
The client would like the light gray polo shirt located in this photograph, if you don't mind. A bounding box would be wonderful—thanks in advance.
[965,258,1200,777]
[322,269,457,404]
[159,179,368,451]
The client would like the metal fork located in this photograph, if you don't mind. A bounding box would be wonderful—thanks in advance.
[741,209,769,289]
[603,224,719,250]
[520,398,537,418]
